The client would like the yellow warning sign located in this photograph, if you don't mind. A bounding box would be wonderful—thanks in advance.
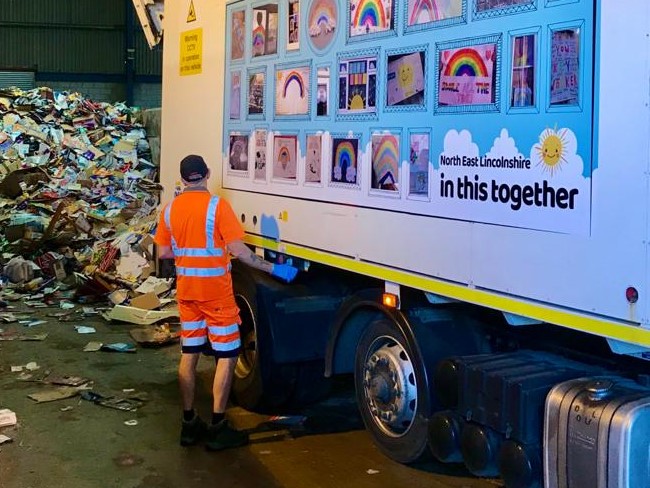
[180,28,202,76]
[187,0,197,22]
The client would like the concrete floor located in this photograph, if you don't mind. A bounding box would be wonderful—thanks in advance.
[0,300,500,488]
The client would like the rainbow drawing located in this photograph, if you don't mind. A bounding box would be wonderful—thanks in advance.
[334,140,357,174]
[317,13,333,30]
[443,48,489,77]
[372,136,399,185]
[278,146,290,163]
[252,26,265,48]
[310,1,336,31]
[352,0,387,29]
[409,0,440,24]
[283,71,305,98]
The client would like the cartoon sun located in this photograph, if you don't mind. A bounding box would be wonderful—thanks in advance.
[534,127,569,175]
[349,93,365,110]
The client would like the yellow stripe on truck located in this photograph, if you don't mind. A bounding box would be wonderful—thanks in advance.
[244,234,650,349]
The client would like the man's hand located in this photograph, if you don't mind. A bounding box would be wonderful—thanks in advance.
[157,244,174,259]
[271,263,298,283]
[227,240,298,282]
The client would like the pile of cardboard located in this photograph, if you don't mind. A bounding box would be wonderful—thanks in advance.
[0,87,165,304]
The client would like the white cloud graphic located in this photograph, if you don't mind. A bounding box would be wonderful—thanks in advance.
[442,129,479,158]
[486,129,523,159]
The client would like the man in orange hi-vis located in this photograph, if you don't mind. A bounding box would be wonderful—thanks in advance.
[155,154,298,451]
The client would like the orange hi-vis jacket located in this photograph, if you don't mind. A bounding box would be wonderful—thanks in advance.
[155,191,244,306]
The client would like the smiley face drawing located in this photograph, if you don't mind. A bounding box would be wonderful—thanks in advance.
[534,127,569,175]
[542,135,562,165]
[398,62,414,92]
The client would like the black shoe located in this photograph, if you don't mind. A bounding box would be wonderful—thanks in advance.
[205,420,249,451]
[180,415,207,446]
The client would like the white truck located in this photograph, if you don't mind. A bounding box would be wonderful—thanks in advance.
[158,0,650,486]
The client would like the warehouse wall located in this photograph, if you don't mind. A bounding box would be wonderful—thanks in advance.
[0,0,162,107]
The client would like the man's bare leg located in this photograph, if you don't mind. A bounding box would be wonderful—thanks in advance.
[179,353,201,411]
[213,356,237,413]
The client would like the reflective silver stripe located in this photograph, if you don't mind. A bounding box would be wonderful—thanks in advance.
[176,267,226,277]
[174,247,223,257]
[164,203,172,229]
[210,338,241,351]
[166,195,226,263]
[205,196,219,250]
[207,324,240,336]
[182,320,206,331]
[182,336,208,347]
[164,201,179,253]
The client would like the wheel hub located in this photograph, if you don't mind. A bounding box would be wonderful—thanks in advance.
[363,337,418,437]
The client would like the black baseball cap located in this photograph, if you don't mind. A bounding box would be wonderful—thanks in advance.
[180,154,209,182]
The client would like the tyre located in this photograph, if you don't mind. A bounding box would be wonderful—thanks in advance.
[231,264,334,412]
[354,319,431,463]
[231,266,296,411]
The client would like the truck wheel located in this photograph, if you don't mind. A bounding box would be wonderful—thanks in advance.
[354,319,430,463]
[231,267,295,411]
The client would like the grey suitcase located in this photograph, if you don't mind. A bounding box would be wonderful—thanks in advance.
[544,376,650,488]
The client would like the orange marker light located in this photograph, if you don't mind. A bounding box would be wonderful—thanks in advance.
[382,293,399,309]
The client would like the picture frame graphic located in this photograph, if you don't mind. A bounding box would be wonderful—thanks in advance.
[273,134,298,180]
[549,26,580,107]
[229,71,242,120]
[288,0,301,50]
[473,0,536,20]
[347,0,395,42]
[510,33,536,109]
[434,34,501,114]
[254,128,268,181]
[305,133,323,183]
[331,136,360,186]
[307,0,338,53]
[275,64,311,118]
[385,46,427,111]
[337,49,379,120]
[404,0,465,33]
[229,133,250,172]
[316,65,330,117]
[407,129,430,199]
[252,3,279,58]
[247,68,267,119]
[371,132,400,193]
[231,9,246,61]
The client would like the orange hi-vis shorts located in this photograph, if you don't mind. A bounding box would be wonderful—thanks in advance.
[178,299,241,358]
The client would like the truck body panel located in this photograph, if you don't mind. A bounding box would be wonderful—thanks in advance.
[161,0,650,345]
